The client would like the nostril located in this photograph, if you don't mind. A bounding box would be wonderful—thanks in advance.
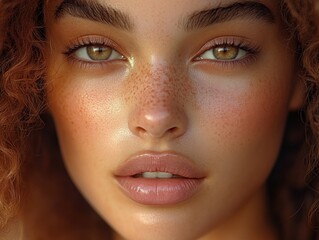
[136,126,146,135]
[135,126,180,138]
[168,127,179,135]
[128,108,188,139]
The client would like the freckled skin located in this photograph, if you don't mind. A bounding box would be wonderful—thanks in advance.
[126,64,192,139]
[45,0,303,239]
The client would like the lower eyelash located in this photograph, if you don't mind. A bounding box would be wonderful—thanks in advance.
[67,57,110,69]
[216,53,258,68]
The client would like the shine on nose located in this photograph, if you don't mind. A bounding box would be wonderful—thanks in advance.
[127,66,188,140]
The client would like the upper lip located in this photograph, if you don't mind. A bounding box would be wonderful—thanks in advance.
[114,152,206,179]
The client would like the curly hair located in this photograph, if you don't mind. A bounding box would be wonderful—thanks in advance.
[0,0,46,228]
[0,0,319,239]
[265,1,319,239]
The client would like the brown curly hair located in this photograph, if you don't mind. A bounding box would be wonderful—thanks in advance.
[0,0,46,228]
[0,0,319,239]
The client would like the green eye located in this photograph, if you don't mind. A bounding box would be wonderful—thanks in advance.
[87,46,113,60]
[74,45,124,62]
[198,45,247,61]
[213,45,240,60]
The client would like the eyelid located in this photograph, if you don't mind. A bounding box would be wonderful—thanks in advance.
[193,36,260,61]
[63,35,128,64]
[74,46,124,62]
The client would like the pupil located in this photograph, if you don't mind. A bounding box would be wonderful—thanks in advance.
[95,47,103,53]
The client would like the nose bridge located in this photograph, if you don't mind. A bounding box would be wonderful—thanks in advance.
[127,63,189,140]
[142,66,179,108]
[128,62,186,111]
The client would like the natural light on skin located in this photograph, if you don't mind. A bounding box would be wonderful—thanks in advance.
[45,0,303,239]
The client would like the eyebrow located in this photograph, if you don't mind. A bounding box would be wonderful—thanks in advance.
[54,0,133,31]
[54,0,274,32]
[182,1,275,31]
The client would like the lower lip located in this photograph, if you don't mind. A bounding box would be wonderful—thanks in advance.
[116,177,203,205]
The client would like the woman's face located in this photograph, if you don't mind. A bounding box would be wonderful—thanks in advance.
[45,0,302,239]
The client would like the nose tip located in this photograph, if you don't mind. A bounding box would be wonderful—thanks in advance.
[129,107,187,140]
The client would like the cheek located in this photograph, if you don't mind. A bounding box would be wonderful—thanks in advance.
[194,73,291,193]
[50,88,107,144]
[211,85,286,143]
[46,68,128,188]
[194,65,292,150]
[184,73,294,223]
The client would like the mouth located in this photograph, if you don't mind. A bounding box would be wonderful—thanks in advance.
[132,172,181,178]
[114,152,205,205]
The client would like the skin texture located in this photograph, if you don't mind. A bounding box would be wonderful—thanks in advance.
[45,0,303,239]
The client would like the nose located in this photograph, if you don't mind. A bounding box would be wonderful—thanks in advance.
[129,105,187,140]
[127,67,188,140]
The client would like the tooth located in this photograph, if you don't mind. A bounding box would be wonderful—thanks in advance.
[157,172,173,178]
[142,172,158,178]
[142,172,173,178]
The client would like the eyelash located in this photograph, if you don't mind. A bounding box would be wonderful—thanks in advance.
[194,37,261,67]
[63,36,260,69]
[63,36,126,68]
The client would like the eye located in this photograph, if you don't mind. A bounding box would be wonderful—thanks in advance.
[198,45,248,61]
[74,45,124,62]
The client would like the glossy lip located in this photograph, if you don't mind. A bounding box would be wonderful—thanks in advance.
[114,152,206,205]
